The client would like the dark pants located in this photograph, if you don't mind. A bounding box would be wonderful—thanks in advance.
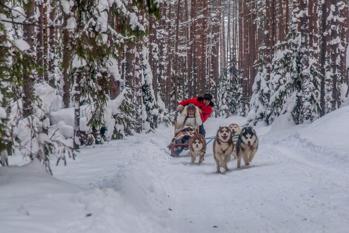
[173,135,190,156]
[199,124,206,137]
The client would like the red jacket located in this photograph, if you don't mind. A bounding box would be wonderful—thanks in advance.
[178,97,213,123]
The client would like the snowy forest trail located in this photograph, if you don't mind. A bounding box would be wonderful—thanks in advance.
[50,116,349,233]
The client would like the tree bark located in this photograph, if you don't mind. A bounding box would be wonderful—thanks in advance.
[22,0,35,118]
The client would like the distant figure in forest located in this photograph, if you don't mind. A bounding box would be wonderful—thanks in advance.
[177,93,214,137]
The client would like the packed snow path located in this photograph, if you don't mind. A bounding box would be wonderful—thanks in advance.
[2,112,349,233]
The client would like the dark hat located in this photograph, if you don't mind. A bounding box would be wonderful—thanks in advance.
[203,93,213,101]
[187,104,196,111]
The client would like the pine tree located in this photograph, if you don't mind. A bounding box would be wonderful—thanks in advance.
[113,88,142,139]
[324,1,347,113]
[297,3,321,124]
[216,71,230,117]
[248,0,271,125]
[248,54,271,125]
[140,45,160,131]
[0,20,12,164]
[267,42,293,123]
[217,66,243,117]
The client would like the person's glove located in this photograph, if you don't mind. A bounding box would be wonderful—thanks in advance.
[176,105,184,112]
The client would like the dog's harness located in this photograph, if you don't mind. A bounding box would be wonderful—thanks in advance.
[216,138,233,154]
[232,134,239,144]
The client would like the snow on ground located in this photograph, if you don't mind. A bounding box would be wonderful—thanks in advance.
[1,108,349,233]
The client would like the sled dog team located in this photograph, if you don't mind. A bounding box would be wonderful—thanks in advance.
[213,124,258,173]
[174,104,259,173]
[174,94,259,173]
[187,123,259,173]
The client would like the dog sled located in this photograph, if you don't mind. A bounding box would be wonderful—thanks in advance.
[167,126,215,157]
[168,126,195,157]
[168,104,215,157]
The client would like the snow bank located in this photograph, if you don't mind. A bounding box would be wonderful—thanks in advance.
[50,106,90,132]
[3,113,349,233]
[1,156,171,233]
[35,83,62,113]
[0,161,79,197]
[299,105,349,154]
[56,121,74,138]
[265,105,349,170]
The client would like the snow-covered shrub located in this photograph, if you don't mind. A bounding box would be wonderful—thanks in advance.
[112,88,142,139]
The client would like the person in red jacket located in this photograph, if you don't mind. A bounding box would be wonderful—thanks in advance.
[177,93,214,137]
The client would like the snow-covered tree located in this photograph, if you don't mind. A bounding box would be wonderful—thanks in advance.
[323,1,347,113]
[112,88,142,139]
[0,20,12,165]
[248,53,271,125]
[249,0,324,125]
[217,66,243,117]
[140,46,160,131]
[267,43,293,123]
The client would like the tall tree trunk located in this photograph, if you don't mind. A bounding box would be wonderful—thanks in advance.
[319,1,327,117]
[62,10,72,108]
[73,74,81,149]
[23,0,35,118]
[48,0,57,87]
[42,0,49,82]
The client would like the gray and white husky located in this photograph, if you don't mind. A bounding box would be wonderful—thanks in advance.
[236,126,259,168]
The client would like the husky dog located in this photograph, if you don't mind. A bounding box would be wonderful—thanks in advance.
[175,104,202,135]
[189,132,206,164]
[213,126,234,173]
[229,123,241,136]
[236,126,259,168]
[229,123,241,159]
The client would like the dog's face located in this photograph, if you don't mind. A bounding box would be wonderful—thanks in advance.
[229,123,241,135]
[216,127,232,143]
[191,138,204,151]
[190,134,205,152]
[240,127,257,146]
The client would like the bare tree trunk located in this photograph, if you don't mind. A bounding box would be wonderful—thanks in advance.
[62,9,73,108]
[319,1,327,116]
[23,0,35,118]
[73,74,81,149]
[48,0,57,87]
[173,0,182,102]
[227,0,231,66]
[42,0,49,82]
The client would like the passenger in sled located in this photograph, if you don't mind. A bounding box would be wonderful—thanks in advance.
[169,94,214,156]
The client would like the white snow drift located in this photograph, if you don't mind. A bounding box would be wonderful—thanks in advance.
[1,107,349,233]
